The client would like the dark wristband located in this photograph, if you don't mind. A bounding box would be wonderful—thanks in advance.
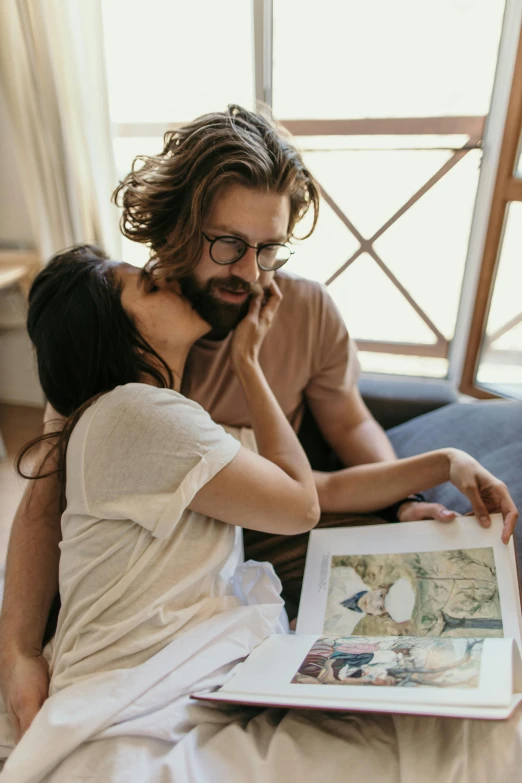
[379,493,426,523]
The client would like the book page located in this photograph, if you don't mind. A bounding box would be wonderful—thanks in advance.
[296,515,522,646]
[215,633,515,710]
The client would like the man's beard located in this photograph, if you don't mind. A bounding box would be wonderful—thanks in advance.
[179,273,264,335]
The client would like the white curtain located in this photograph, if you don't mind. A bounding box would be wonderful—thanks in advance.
[0,0,121,262]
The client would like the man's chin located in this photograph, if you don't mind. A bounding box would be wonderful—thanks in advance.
[194,295,250,335]
[179,274,256,335]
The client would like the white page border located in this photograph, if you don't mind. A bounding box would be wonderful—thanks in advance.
[296,515,521,644]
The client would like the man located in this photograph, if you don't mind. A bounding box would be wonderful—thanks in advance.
[0,104,519,742]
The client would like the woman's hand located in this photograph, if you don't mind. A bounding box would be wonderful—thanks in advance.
[231,281,282,370]
[448,449,518,544]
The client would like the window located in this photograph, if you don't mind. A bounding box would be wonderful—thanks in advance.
[101,0,255,266]
[273,0,503,120]
[272,0,505,378]
[101,0,518,388]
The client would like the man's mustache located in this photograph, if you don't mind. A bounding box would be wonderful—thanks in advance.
[148,267,265,302]
[208,276,264,297]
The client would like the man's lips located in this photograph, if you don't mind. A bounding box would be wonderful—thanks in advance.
[214,286,250,304]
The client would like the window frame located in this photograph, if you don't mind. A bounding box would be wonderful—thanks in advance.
[458,19,522,399]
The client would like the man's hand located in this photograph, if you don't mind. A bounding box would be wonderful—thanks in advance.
[397,501,457,523]
[0,651,49,743]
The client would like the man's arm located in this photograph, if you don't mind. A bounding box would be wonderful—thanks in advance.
[308,385,395,465]
[303,284,456,522]
[308,385,455,522]
[0,415,63,742]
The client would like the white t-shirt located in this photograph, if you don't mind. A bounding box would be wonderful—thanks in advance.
[49,383,241,694]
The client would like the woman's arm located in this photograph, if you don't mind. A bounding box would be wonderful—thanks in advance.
[314,449,518,543]
[314,451,453,513]
[189,363,320,535]
[189,284,319,535]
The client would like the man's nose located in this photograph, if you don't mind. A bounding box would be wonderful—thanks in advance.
[232,246,260,284]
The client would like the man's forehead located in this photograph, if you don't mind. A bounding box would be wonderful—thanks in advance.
[205,185,291,241]
[207,222,288,244]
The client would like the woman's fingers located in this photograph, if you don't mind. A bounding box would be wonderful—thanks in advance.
[248,282,282,326]
[259,281,282,322]
[463,482,518,543]
[464,478,518,543]
[500,491,519,544]
[449,452,518,543]
[501,509,518,544]
[268,279,283,302]
[464,483,491,528]
[247,292,263,319]
[230,283,283,369]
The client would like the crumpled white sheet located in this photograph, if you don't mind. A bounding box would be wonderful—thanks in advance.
[1,560,522,783]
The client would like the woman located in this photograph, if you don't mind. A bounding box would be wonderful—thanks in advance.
[19,244,319,695]
[18,245,516,698]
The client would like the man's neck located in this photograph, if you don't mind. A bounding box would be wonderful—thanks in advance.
[204,327,233,341]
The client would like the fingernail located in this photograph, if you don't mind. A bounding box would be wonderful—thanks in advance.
[481,516,491,526]
[441,510,454,518]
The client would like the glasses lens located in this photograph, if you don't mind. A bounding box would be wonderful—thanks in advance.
[210,237,246,264]
[258,244,292,270]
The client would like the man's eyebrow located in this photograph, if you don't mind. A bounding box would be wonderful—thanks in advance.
[207,224,289,243]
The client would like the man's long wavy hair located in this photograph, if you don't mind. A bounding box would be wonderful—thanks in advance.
[113,104,320,279]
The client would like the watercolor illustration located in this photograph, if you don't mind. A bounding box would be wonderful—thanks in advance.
[323,548,502,638]
[292,635,484,688]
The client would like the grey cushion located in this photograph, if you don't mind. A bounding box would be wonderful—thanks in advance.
[359,377,458,430]
[388,400,522,570]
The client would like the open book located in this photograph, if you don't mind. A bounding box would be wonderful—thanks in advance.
[194,514,522,719]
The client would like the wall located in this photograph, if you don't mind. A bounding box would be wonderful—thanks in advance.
[0,90,44,407]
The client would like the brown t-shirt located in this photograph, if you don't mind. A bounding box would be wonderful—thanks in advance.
[184,271,360,433]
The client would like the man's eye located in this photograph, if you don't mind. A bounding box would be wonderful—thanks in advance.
[219,237,243,247]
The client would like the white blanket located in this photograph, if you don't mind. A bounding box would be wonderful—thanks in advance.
[1,561,522,782]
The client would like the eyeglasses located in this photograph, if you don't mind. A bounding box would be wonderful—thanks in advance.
[202,233,294,272]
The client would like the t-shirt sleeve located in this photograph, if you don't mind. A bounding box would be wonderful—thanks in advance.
[81,386,241,539]
[304,284,360,405]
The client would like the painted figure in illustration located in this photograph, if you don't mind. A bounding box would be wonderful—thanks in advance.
[324,548,503,638]
[324,566,415,636]
[292,636,484,688]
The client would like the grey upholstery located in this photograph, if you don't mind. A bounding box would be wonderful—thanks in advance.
[359,377,458,431]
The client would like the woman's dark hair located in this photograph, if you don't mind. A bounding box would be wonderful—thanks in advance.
[113,104,320,280]
[17,244,173,506]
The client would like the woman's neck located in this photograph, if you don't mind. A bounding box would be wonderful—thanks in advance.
[142,343,191,392]
[164,344,191,392]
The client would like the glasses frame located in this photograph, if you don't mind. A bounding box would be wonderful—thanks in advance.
[202,232,294,272]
